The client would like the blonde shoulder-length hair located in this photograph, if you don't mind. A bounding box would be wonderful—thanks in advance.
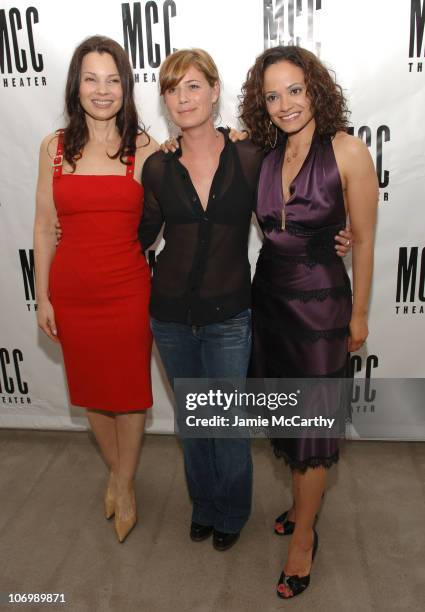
[159,48,220,94]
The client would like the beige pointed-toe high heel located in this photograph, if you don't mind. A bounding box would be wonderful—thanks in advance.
[104,474,116,520]
[104,489,115,520]
[114,488,137,543]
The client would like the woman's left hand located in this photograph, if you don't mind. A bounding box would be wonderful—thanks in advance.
[348,314,368,352]
[335,226,353,257]
[55,219,62,245]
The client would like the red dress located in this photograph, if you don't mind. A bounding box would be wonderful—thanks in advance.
[49,132,153,412]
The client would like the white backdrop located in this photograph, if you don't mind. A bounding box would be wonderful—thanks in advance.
[0,0,424,436]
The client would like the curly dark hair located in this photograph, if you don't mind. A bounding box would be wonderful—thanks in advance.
[61,35,149,170]
[239,45,349,150]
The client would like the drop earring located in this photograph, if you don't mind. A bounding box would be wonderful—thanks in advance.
[267,120,278,149]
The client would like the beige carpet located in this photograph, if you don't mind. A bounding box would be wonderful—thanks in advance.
[0,430,424,612]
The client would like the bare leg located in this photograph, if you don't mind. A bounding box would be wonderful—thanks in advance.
[86,409,119,471]
[286,478,297,522]
[279,466,326,598]
[86,410,120,516]
[114,412,146,520]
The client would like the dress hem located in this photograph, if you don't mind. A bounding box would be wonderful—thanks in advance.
[271,443,340,473]
[70,399,153,413]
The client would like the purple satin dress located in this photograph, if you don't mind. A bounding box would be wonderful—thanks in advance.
[250,131,352,471]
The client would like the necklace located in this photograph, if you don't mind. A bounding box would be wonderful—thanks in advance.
[285,140,312,163]
[281,138,313,230]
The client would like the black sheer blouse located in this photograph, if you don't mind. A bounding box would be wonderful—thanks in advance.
[138,128,264,325]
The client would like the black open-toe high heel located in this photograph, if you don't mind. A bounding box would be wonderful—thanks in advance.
[275,493,324,536]
[274,510,320,536]
[276,529,319,599]
[274,510,295,536]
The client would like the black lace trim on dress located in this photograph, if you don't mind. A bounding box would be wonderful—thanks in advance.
[261,220,309,236]
[260,221,346,266]
[253,276,352,302]
[262,219,344,237]
[306,224,345,264]
[270,445,340,473]
[253,315,349,342]
[259,252,334,268]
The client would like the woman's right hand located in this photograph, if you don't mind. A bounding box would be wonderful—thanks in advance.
[348,314,368,353]
[37,299,59,342]
[160,137,179,154]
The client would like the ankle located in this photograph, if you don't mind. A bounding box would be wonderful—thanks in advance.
[116,478,134,494]
[108,468,118,481]
[291,527,315,550]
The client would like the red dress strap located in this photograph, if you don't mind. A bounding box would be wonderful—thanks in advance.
[53,129,64,179]
[126,153,135,178]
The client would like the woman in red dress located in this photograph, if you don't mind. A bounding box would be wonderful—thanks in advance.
[34,36,158,543]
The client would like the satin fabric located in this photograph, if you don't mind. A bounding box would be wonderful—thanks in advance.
[250,132,352,471]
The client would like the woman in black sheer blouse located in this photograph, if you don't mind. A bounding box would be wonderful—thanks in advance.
[139,49,264,551]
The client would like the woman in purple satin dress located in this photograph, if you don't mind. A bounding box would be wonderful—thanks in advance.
[240,46,378,598]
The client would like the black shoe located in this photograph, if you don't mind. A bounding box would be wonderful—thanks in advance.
[190,522,213,542]
[274,510,295,536]
[276,529,319,599]
[274,500,322,536]
[213,529,240,551]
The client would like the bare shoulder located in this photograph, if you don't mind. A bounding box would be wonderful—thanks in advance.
[332,131,369,159]
[136,131,159,158]
[333,130,377,192]
[40,131,61,161]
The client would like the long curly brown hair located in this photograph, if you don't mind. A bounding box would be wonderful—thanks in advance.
[61,35,149,170]
[239,45,349,150]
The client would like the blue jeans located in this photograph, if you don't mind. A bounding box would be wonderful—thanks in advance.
[151,309,253,533]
